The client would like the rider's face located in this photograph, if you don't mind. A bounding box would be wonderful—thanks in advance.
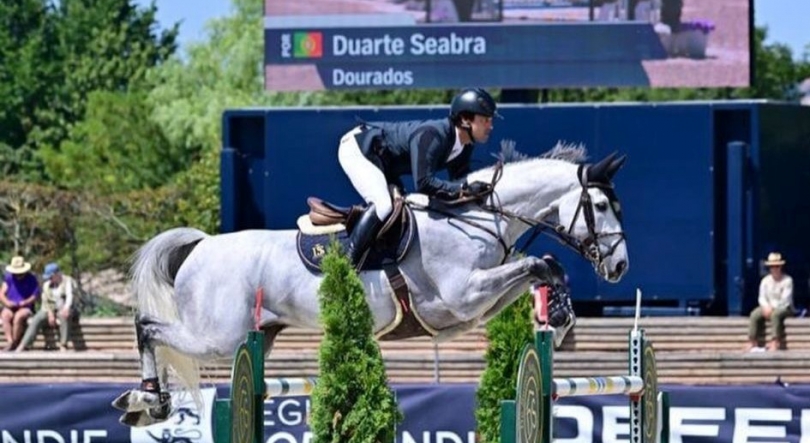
[467,114,493,143]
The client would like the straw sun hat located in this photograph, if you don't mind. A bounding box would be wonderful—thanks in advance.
[5,256,32,274]
[764,252,786,267]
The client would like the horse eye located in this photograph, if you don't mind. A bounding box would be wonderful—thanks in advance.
[595,202,609,212]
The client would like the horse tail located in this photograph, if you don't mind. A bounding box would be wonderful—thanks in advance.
[131,227,208,398]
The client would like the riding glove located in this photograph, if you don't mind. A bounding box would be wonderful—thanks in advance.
[465,181,493,195]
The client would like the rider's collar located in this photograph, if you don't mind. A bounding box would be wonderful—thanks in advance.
[448,127,466,162]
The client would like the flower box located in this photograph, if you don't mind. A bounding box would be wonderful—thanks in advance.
[671,20,716,59]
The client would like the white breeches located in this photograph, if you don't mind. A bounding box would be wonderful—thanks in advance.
[338,126,393,220]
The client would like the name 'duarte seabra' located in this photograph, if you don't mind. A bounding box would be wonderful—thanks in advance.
[332,32,486,56]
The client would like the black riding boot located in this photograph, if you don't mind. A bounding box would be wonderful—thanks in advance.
[347,205,384,266]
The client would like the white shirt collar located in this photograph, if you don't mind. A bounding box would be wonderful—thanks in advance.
[447,127,466,162]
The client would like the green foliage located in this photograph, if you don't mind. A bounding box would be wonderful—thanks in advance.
[0,0,60,177]
[171,146,221,234]
[748,27,810,100]
[39,91,193,194]
[0,181,79,267]
[142,0,272,230]
[74,186,183,269]
[146,0,270,152]
[0,179,185,279]
[0,0,178,178]
[311,242,402,443]
[77,292,133,317]
[475,292,534,443]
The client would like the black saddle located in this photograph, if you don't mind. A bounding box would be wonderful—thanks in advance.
[296,191,416,273]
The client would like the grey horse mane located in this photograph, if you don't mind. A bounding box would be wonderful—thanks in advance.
[492,139,589,165]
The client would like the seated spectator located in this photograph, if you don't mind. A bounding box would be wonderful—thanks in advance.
[0,256,40,351]
[746,252,794,352]
[16,262,75,352]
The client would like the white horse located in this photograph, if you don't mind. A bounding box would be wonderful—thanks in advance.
[112,144,629,426]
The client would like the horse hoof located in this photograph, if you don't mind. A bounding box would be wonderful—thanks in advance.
[149,402,172,421]
[111,391,131,411]
[119,411,164,427]
[112,389,162,412]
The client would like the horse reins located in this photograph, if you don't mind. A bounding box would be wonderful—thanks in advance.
[413,161,626,268]
[408,162,512,261]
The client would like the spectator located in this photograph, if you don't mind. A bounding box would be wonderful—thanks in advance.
[0,256,40,351]
[746,252,794,352]
[16,263,75,352]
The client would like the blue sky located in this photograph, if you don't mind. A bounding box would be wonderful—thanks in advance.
[755,0,810,57]
[136,0,809,58]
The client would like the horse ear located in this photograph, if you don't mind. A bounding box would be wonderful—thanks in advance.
[587,152,617,183]
[606,154,627,180]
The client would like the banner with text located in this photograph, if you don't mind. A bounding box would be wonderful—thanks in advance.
[3,383,810,443]
[263,0,751,90]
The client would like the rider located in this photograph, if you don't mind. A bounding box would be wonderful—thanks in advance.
[337,87,501,265]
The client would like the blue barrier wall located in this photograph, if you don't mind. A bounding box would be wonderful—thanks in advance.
[220,101,810,316]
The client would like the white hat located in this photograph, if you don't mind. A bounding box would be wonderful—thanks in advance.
[764,252,786,267]
[5,256,32,274]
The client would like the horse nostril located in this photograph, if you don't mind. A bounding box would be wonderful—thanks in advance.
[616,260,627,275]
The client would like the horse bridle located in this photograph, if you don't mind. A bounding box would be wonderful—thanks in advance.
[557,165,626,268]
[420,162,626,268]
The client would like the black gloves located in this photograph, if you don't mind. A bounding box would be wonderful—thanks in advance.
[464,181,493,196]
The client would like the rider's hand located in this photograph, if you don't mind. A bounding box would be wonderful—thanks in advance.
[465,181,493,196]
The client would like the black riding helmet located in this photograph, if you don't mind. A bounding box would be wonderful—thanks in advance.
[449,88,503,122]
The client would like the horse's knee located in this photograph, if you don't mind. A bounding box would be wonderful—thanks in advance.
[526,256,549,279]
[135,318,166,350]
[136,314,162,326]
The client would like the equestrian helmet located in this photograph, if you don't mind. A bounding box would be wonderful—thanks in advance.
[449,88,502,121]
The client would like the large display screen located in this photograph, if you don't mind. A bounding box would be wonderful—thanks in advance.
[264,0,751,90]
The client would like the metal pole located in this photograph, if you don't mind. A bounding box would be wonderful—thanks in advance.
[433,342,441,383]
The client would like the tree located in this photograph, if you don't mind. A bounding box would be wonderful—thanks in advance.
[310,243,402,443]
[475,292,534,443]
[746,27,810,100]
[38,90,192,194]
[0,0,60,177]
[0,181,79,268]
[25,0,177,178]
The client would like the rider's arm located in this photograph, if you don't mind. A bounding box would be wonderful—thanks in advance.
[410,129,465,200]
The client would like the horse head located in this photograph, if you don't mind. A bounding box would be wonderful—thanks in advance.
[552,152,628,283]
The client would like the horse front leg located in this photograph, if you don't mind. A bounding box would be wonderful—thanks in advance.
[476,256,564,323]
[111,315,172,427]
[432,256,554,342]
[444,256,554,324]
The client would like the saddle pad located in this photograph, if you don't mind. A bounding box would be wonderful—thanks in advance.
[296,205,417,273]
[296,215,346,235]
